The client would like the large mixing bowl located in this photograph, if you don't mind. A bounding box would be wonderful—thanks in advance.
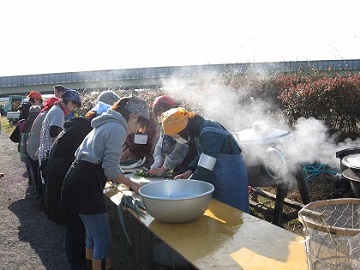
[138,180,214,223]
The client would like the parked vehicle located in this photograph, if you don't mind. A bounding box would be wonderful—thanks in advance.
[6,95,26,125]
[7,111,21,125]
[0,97,9,115]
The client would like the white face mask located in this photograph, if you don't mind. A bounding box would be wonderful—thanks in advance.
[157,116,162,124]
[134,133,148,144]
[175,137,188,144]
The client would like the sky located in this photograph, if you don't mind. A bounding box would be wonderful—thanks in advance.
[0,0,359,77]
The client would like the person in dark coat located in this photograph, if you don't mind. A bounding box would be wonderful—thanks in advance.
[44,116,93,224]
[45,115,93,270]
[44,92,117,270]
[162,108,249,213]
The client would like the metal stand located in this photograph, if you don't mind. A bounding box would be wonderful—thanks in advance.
[250,172,310,226]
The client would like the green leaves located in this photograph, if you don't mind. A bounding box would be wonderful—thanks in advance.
[279,75,360,136]
[224,71,360,139]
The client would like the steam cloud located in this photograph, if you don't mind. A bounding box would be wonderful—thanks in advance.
[161,73,360,186]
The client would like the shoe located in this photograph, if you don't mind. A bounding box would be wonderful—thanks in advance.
[22,171,29,178]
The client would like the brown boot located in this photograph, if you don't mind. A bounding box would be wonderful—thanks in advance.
[85,248,93,270]
[92,257,112,270]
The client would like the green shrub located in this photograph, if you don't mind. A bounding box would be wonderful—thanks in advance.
[279,75,360,137]
[225,71,360,140]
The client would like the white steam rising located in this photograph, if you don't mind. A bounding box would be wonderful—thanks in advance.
[161,74,360,185]
[161,76,275,131]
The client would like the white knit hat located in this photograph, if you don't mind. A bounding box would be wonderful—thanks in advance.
[96,90,120,106]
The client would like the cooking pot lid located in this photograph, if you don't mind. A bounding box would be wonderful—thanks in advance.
[342,168,360,183]
[232,128,290,145]
[341,154,360,169]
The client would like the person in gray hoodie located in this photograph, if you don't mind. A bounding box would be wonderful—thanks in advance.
[60,96,150,270]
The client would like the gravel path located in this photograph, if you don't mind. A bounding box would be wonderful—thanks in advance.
[0,130,70,270]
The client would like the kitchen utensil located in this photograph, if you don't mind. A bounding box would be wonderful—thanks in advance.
[139,180,214,223]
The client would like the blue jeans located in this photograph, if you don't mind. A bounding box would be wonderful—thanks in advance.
[79,213,111,260]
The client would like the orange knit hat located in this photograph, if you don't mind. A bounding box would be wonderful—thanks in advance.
[28,91,42,100]
[161,108,189,135]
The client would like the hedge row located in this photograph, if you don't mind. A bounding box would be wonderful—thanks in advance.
[226,72,360,140]
[78,72,360,140]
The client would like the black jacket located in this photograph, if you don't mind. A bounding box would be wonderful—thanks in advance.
[44,117,93,223]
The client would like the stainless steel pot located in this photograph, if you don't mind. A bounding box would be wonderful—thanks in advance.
[341,153,360,198]
[232,127,291,146]
[232,122,291,186]
[342,168,360,198]
[335,148,360,195]
[139,180,214,223]
[337,148,360,171]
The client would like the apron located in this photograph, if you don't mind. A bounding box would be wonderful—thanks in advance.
[60,160,107,215]
[44,156,74,223]
[198,127,249,213]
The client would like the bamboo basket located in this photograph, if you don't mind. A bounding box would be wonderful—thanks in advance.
[298,198,360,270]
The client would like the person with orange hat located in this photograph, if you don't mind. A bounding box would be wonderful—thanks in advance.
[17,91,43,181]
[28,91,43,103]
[161,108,249,213]
[148,95,197,177]
[17,91,43,122]
[26,97,59,201]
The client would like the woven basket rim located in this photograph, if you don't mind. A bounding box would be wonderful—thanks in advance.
[299,198,360,236]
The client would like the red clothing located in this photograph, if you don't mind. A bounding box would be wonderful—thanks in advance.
[123,118,159,168]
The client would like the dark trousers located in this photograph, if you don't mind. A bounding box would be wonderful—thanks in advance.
[28,156,40,193]
[65,215,86,270]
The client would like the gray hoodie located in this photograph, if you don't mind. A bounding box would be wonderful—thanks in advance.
[75,109,128,179]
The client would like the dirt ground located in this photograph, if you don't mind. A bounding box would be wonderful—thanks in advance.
[0,123,69,269]
[0,118,187,270]
[0,116,357,269]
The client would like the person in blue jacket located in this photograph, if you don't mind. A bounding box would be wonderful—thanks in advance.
[161,108,249,213]
[149,95,197,177]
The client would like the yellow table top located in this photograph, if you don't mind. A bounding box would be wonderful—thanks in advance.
[104,180,307,270]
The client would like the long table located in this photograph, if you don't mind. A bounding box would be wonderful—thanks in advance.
[104,179,307,269]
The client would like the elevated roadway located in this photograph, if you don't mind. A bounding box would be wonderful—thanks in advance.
[1,59,359,97]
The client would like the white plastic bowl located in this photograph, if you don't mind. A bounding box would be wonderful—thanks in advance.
[139,180,214,223]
